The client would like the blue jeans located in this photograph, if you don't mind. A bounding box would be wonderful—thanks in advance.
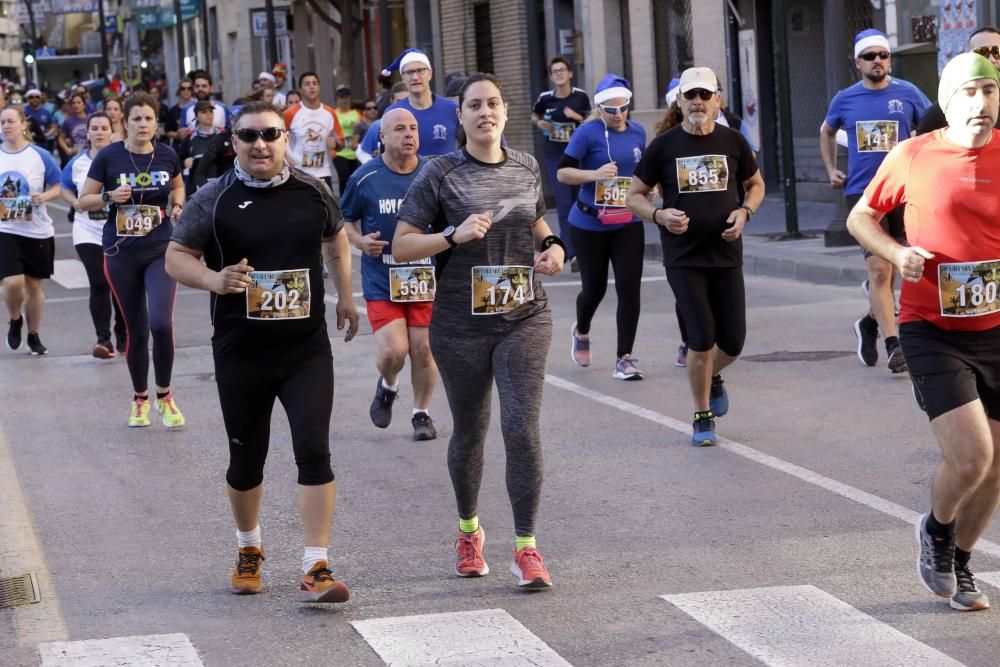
[544,151,577,259]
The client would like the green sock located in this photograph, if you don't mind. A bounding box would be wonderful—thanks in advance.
[459,516,479,534]
[515,535,536,551]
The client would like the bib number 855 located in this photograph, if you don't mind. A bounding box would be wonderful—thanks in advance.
[688,169,720,187]
[259,288,302,312]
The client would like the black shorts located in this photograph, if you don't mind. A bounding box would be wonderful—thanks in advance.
[900,320,1000,421]
[0,232,55,280]
[845,194,905,260]
[666,266,746,356]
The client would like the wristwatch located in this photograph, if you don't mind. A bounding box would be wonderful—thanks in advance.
[101,191,111,204]
[741,205,754,219]
[443,225,458,247]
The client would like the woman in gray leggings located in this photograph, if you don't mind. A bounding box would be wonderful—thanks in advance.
[394,73,567,590]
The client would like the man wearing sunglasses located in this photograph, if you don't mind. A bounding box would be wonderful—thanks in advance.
[917,27,1000,134]
[24,89,56,152]
[821,28,930,376]
[627,66,764,447]
[166,100,360,605]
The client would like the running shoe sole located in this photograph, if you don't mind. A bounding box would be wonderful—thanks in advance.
[297,583,350,603]
[612,371,643,380]
[93,344,114,359]
[915,514,957,598]
[510,562,553,589]
[950,593,990,611]
[691,435,717,447]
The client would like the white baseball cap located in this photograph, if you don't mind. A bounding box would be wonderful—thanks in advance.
[679,67,719,94]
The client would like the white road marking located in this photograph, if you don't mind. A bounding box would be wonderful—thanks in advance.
[972,571,1000,589]
[38,633,203,666]
[50,259,91,289]
[664,585,961,666]
[544,373,1000,561]
[0,426,68,647]
[351,608,571,667]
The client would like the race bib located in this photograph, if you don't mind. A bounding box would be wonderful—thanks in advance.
[855,120,898,153]
[471,266,534,315]
[246,269,311,320]
[595,177,632,208]
[302,151,326,169]
[938,260,1000,318]
[389,267,436,303]
[676,155,729,193]
[115,204,162,237]
[550,122,575,143]
[0,196,32,222]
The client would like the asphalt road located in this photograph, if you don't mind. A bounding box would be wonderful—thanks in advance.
[2,203,999,666]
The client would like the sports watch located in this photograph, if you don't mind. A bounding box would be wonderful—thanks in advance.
[101,191,111,204]
[443,225,458,247]
[740,205,754,219]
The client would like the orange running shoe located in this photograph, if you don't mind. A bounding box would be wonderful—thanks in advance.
[298,561,350,603]
[511,546,553,589]
[231,546,265,595]
[454,527,489,577]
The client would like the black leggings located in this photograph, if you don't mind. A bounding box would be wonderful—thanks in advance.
[666,266,746,356]
[104,244,177,393]
[75,243,125,342]
[569,223,644,358]
[216,352,335,491]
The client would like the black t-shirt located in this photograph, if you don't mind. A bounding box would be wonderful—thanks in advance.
[634,124,757,268]
[171,168,342,365]
[916,101,1000,134]
[532,88,591,157]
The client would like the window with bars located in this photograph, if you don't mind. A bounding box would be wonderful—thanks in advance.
[653,0,694,107]
[473,3,493,73]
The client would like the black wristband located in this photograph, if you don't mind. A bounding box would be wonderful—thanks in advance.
[540,234,567,255]
[653,207,662,225]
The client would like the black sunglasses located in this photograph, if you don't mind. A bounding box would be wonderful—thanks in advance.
[974,45,1000,60]
[683,89,715,101]
[364,105,377,110]
[234,127,287,143]
[859,51,891,61]
[179,85,193,90]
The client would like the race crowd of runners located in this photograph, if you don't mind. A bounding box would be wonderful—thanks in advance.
[3,30,1000,612]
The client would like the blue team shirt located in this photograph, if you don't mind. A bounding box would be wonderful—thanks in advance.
[824,78,930,195]
[86,142,182,250]
[25,105,54,130]
[386,95,460,156]
[339,156,433,301]
[360,120,382,156]
[564,119,646,231]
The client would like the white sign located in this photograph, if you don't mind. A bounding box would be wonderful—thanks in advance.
[13,0,50,25]
[738,29,760,151]
[251,10,288,38]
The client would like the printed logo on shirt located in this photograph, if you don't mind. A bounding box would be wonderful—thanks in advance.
[675,155,729,194]
[378,198,405,215]
[0,171,33,222]
[300,123,329,168]
[887,99,904,115]
[633,146,642,164]
[238,201,253,209]
[490,196,538,223]
[115,170,172,188]
[855,120,898,152]
[433,124,448,141]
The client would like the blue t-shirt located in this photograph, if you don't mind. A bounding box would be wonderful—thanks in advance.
[564,119,646,231]
[86,142,182,250]
[25,105,54,130]
[387,95,460,156]
[360,120,382,157]
[339,156,433,301]
[823,78,930,195]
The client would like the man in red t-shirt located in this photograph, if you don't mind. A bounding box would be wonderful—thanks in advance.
[848,52,1000,613]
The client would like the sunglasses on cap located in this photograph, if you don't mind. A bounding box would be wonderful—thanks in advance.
[599,102,629,115]
[974,45,1000,60]
[234,127,287,143]
[682,89,715,101]
[858,51,890,61]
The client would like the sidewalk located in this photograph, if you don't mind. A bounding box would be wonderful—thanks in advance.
[546,192,869,287]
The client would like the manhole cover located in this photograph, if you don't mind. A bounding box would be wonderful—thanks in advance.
[743,350,853,362]
[0,572,40,608]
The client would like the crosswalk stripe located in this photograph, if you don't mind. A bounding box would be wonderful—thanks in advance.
[351,608,572,666]
[51,259,90,290]
[38,633,203,666]
[662,585,962,666]
[972,571,1000,589]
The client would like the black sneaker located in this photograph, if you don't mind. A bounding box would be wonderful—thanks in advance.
[915,513,956,598]
[6,317,23,351]
[412,412,437,441]
[369,376,397,428]
[886,344,907,374]
[853,315,879,367]
[26,333,47,356]
[115,330,127,355]
[951,562,990,611]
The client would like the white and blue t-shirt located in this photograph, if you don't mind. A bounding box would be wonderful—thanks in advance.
[823,78,930,195]
[61,151,108,246]
[386,95,460,156]
[0,144,61,239]
[339,156,433,301]
[563,119,646,232]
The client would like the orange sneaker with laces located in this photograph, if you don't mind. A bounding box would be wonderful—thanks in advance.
[454,527,489,577]
[511,546,553,589]
[298,560,350,603]
[231,546,265,594]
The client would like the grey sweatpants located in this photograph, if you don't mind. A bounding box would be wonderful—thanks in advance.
[429,311,553,536]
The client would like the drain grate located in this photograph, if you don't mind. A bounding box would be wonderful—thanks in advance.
[0,572,41,608]
[743,350,854,363]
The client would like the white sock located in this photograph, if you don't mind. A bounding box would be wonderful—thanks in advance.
[413,408,429,416]
[382,377,399,392]
[236,525,261,548]
[302,546,328,574]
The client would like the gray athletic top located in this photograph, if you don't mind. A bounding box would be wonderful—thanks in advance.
[399,148,549,334]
